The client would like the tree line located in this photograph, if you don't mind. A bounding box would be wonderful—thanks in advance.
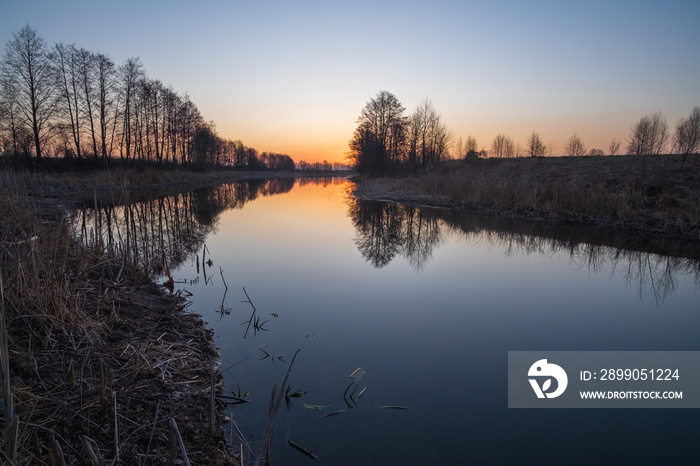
[0,25,306,171]
[347,91,452,174]
[349,91,700,174]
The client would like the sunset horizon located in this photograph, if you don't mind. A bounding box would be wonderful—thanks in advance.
[2,1,698,165]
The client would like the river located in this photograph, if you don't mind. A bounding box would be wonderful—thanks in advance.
[72,176,700,465]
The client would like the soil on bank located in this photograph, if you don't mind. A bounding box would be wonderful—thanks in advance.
[0,181,237,464]
[351,153,700,241]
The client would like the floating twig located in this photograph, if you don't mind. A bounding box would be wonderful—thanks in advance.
[288,440,318,460]
[302,404,329,411]
[357,386,367,399]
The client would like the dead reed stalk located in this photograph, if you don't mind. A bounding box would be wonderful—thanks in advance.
[0,179,237,464]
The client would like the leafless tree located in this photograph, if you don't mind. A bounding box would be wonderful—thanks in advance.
[672,106,700,156]
[0,77,21,155]
[465,135,478,157]
[453,136,463,159]
[53,42,84,158]
[491,133,515,158]
[526,131,546,157]
[117,57,144,162]
[626,112,668,155]
[589,148,605,156]
[609,138,620,156]
[407,98,452,167]
[0,25,57,160]
[348,90,407,173]
[546,141,555,157]
[564,133,587,157]
[453,134,478,159]
[95,53,117,161]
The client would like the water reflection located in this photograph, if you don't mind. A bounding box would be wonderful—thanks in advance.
[71,177,325,276]
[349,199,441,270]
[348,197,700,303]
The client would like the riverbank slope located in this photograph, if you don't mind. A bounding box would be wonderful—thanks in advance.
[0,173,238,464]
[352,154,700,240]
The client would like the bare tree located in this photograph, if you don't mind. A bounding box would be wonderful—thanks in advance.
[564,133,587,157]
[465,135,478,155]
[491,133,514,158]
[672,106,700,155]
[0,77,21,155]
[453,136,463,159]
[546,141,555,157]
[527,131,546,157]
[452,134,478,159]
[95,53,117,161]
[0,25,57,160]
[348,91,407,174]
[53,42,84,158]
[407,98,452,167]
[75,47,103,159]
[609,138,621,156]
[626,112,668,155]
[589,148,605,156]
[118,57,144,162]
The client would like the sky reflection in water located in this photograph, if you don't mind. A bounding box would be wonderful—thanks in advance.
[74,177,700,465]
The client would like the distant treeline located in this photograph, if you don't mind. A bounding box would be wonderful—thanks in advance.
[0,25,347,172]
[348,91,700,175]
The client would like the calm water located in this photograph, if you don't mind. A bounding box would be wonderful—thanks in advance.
[74,177,700,465]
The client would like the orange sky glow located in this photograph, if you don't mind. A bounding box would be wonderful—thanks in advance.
[2,1,699,165]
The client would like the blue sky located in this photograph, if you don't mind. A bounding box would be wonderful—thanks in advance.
[2,0,699,162]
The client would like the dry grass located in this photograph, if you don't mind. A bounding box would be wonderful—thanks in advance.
[355,154,700,239]
[0,166,333,203]
[0,188,236,464]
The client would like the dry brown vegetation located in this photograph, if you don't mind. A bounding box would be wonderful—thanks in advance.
[353,153,700,240]
[0,185,236,464]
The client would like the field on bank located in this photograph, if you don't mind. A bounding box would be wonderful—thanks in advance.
[358,154,700,239]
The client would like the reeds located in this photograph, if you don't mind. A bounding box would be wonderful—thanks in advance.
[0,186,237,464]
[357,154,700,239]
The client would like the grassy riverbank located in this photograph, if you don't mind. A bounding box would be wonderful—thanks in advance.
[352,153,700,240]
[0,177,237,463]
[0,166,340,201]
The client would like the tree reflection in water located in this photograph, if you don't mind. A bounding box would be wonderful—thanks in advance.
[347,197,700,304]
[71,177,300,277]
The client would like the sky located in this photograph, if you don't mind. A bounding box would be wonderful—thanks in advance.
[2,0,699,163]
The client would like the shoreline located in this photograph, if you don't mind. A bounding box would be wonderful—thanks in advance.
[0,167,353,464]
[1,167,352,199]
[1,173,240,464]
[349,154,700,243]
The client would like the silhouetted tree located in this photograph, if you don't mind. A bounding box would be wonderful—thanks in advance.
[564,133,586,157]
[53,42,85,159]
[672,107,700,156]
[609,138,621,156]
[465,135,479,158]
[0,25,57,160]
[118,57,144,162]
[0,78,21,155]
[626,112,668,155]
[491,133,514,158]
[527,131,546,157]
[348,91,407,174]
[0,26,293,171]
[95,53,117,162]
[407,98,452,168]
